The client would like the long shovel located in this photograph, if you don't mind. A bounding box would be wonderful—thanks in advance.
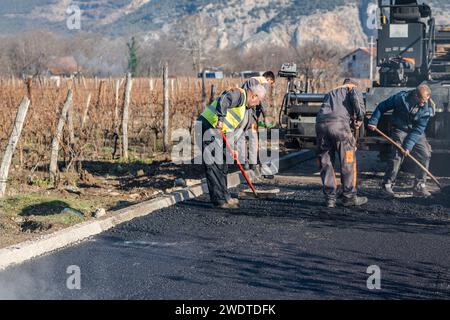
[373,127,442,189]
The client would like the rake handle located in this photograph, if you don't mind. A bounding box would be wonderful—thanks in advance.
[374,127,441,189]
[220,131,258,197]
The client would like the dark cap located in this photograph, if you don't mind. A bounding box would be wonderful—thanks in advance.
[343,78,358,86]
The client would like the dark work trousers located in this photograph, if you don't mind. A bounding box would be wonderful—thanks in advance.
[200,118,231,206]
[383,128,432,185]
[241,108,259,166]
[316,120,358,201]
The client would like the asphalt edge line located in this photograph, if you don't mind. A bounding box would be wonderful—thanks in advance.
[0,149,314,271]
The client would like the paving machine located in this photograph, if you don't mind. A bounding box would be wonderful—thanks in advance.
[279,0,450,171]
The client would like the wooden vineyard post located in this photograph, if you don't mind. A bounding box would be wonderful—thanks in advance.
[49,89,73,187]
[163,62,170,153]
[122,73,133,161]
[0,97,31,197]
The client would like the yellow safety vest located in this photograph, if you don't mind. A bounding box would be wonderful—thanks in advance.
[200,88,247,133]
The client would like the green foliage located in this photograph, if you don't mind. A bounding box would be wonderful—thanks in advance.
[28,177,50,188]
[127,36,139,77]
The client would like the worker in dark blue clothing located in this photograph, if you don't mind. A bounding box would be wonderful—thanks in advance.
[316,78,368,208]
[367,84,433,198]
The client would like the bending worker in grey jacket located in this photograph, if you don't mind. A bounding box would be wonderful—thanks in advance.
[316,78,368,208]
[367,84,433,198]
[197,82,266,209]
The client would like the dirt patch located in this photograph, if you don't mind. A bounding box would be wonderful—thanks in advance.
[0,157,208,249]
[20,219,53,233]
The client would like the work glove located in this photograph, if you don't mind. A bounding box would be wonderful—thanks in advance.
[403,149,410,157]
[354,120,363,129]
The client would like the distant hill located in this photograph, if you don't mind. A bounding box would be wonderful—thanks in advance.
[0,0,449,52]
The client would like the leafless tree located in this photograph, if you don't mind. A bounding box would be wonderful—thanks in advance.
[293,40,343,92]
[1,30,63,77]
[174,14,216,73]
[137,34,185,76]
[0,30,128,77]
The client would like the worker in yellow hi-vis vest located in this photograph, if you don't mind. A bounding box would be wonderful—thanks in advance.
[197,81,266,209]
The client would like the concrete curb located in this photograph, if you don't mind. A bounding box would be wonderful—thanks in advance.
[0,150,314,271]
[279,149,316,171]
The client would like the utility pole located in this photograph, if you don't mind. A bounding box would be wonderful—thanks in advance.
[201,69,207,111]
[369,35,375,82]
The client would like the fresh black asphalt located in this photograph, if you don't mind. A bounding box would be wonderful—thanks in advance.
[1,155,449,299]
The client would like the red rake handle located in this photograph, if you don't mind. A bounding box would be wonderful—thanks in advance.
[220,131,258,197]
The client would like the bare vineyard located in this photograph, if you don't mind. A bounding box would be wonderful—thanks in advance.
[0,76,287,176]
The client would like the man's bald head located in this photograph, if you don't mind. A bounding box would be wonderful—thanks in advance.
[416,84,431,107]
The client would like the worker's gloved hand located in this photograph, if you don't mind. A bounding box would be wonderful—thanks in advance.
[216,121,223,130]
[354,120,363,129]
[403,149,410,157]
[367,124,377,131]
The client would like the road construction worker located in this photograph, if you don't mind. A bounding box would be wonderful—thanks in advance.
[197,82,266,209]
[316,78,367,208]
[367,84,433,198]
[249,71,275,131]
[241,71,275,175]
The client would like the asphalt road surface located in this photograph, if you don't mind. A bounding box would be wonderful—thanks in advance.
[1,152,450,299]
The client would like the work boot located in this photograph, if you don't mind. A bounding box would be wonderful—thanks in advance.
[227,198,239,206]
[413,182,431,198]
[215,202,238,209]
[342,196,368,207]
[381,183,395,198]
[325,198,336,208]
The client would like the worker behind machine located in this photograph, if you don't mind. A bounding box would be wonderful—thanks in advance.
[241,71,276,175]
[197,81,266,209]
[315,78,367,208]
[251,71,275,129]
[367,84,433,198]
[242,71,275,131]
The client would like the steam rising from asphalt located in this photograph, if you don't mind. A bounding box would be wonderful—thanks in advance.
[0,260,82,299]
[0,269,55,299]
